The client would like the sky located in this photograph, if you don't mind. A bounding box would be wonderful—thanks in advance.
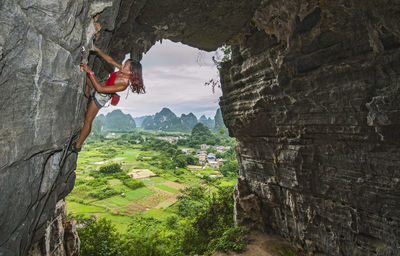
[98,39,222,119]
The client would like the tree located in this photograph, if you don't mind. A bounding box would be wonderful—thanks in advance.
[74,216,122,256]
[219,159,239,177]
[188,123,218,147]
[204,45,232,93]
[174,154,188,168]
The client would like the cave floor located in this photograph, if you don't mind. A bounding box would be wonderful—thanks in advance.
[212,231,304,256]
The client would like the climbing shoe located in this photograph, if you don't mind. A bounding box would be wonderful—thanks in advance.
[68,143,81,153]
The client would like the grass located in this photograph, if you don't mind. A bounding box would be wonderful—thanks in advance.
[67,201,106,214]
[109,179,122,186]
[142,176,167,186]
[100,212,132,233]
[142,208,175,220]
[125,187,155,201]
[155,184,179,194]
[104,196,132,206]
[219,178,238,186]
[92,199,120,210]
[156,200,175,209]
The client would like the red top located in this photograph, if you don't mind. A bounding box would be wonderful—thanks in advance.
[105,72,118,86]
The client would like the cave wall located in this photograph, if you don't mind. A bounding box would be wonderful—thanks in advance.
[0,0,110,255]
[220,1,400,255]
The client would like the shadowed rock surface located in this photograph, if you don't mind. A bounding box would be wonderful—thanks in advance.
[0,0,93,254]
[220,1,400,255]
[1,0,399,255]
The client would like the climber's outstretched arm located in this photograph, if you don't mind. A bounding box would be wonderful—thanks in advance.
[93,45,122,70]
[80,62,128,93]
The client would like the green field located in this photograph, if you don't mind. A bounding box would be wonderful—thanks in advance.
[125,187,155,201]
[66,132,238,233]
[155,184,179,194]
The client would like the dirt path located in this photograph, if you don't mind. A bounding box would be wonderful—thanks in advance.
[212,231,304,256]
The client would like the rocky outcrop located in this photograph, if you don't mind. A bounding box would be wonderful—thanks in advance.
[220,1,400,255]
[233,177,264,230]
[28,200,80,256]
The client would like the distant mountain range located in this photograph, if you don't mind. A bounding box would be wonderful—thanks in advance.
[141,108,199,132]
[133,115,152,127]
[94,107,227,133]
[93,110,136,133]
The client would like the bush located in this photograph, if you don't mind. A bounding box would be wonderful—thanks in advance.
[89,186,119,199]
[99,163,123,175]
[206,226,248,254]
[121,178,144,190]
[177,185,247,255]
[97,147,117,158]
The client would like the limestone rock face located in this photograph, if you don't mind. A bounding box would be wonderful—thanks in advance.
[233,177,264,230]
[0,0,112,254]
[219,1,400,255]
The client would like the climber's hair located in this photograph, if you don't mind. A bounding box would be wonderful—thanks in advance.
[128,59,145,94]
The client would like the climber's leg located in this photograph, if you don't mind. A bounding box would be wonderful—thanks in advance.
[76,100,99,149]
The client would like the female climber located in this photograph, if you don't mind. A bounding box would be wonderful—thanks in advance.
[70,45,145,153]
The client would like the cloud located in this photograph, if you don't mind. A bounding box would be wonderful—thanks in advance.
[142,40,215,68]
[99,39,222,118]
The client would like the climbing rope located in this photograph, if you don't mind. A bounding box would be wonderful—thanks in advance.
[59,45,86,168]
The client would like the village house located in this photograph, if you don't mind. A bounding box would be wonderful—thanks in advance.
[200,144,210,150]
[207,153,216,159]
[213,145,231,153]
[197,152,207,164]
[181,148,191,155]
[187,165,203,170]
[209,172,223,178]
[208,160,219,168]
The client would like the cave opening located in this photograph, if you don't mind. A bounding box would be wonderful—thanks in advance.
[64,39,243,255]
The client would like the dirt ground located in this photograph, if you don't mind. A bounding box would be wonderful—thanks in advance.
[162,180,186,190]
[212,231,304,256]
[127,169,155,179]
[136,191,170,208]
